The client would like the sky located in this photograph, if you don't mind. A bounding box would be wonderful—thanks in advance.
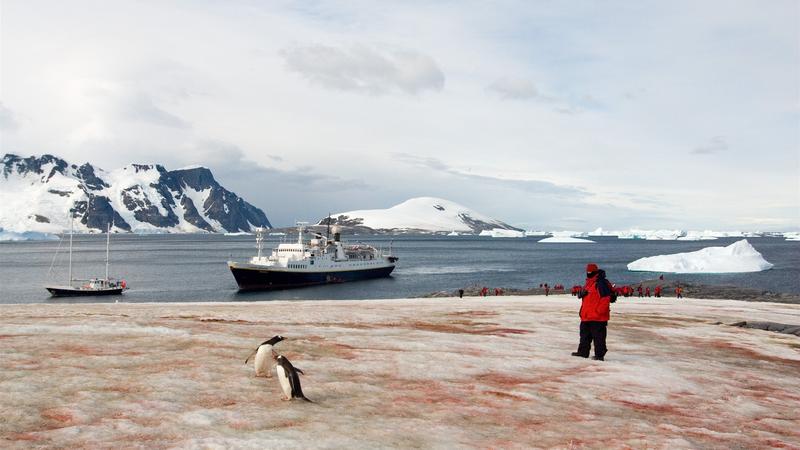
[1,0,798,230]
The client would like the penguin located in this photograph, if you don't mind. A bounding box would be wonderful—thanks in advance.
[275,355,311,402]
[244,335,285,378]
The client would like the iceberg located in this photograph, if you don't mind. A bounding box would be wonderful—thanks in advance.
[538,236,596,244]
[0,228,59,241]
[784,232,800,241]
[627,239,773,273]
[479,228,525,238]
[524,230,550,237]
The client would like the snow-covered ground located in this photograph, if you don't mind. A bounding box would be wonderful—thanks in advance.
[1,296,798,448]
[628,239,774,273]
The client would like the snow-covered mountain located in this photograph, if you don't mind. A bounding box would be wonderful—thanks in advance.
[318,197,521,233]
[1,154,271,233]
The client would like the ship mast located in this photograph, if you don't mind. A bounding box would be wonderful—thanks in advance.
[255,227,264,259]
[296,221,308,246]
[105,222,111,280]
[68,213,73,284]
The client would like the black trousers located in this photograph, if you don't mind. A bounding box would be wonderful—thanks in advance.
[576,321,608,358]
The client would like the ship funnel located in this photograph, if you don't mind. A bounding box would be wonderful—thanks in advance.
[332,225,341,242]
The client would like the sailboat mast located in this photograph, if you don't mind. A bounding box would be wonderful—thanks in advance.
[68,214,73,284]
[105,223,111,280]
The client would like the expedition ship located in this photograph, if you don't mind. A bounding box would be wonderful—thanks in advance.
[228,223,398,291]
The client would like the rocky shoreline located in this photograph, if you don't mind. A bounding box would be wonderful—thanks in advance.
[422,279,800,304]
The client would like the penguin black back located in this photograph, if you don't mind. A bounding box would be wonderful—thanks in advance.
[276,355,312,402]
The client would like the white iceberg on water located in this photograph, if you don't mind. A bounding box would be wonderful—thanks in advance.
[479,228,525,238]
[538,236,596,244]
[627,239,773,273]
[0,228,59,241]
[784,232,800,241]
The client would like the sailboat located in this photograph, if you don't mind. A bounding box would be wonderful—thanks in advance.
[45,218,128,297]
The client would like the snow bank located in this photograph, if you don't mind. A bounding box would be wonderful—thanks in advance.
[628,239,774,273]
[538,236,596,244]
[0,228,59,241]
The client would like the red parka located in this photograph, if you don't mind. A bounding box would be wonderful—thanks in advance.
[579,274,611,322]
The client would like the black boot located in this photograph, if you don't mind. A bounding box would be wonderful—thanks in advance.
[571,352,588,358]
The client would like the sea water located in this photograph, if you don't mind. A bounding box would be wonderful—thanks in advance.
[0,234,797,304]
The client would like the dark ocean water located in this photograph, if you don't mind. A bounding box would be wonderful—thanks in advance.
[0,234,797,304]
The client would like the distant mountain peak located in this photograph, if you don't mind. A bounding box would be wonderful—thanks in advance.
[319,196,521,233]
[0,153,272,233]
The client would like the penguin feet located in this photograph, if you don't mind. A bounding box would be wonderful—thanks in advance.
[571,352,589,358]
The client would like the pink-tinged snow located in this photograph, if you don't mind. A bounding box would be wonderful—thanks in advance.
[628,239,774,273]
[329,197,510,233]
[1,296,799,449]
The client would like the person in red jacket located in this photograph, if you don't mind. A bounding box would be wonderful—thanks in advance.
[572,263,613,361]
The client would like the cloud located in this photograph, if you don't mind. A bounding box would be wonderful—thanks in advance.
[280,44,445,95]
[691,136,728,155]
[393,152,587,198]
[486,77,539,100]
[119,93,191,129]
[0,103,19,131]
[485,77,589,113]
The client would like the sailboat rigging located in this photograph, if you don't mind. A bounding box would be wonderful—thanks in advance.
[45,217,128,297]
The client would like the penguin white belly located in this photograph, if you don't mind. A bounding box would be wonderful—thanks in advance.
[276,365,292,399]
[254,345,272,377]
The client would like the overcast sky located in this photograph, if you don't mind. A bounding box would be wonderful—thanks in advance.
[1,0,798,230]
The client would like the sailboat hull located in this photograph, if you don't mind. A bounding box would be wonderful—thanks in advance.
[46,286,124,297]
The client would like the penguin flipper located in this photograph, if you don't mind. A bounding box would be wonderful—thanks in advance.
[295,367,305,375]
[244,348,258,365]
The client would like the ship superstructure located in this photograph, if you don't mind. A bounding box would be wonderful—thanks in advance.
[228,223,398,291]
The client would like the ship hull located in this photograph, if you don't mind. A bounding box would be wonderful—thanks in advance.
[228,263,395,291]
[46,286,125,297]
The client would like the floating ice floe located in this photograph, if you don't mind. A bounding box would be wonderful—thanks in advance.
[523,230,549,237]
[538,236,596,244]
[784,232,800,241]
[627,239,773,273]
[479,228,525,238]
[0,228,59,241]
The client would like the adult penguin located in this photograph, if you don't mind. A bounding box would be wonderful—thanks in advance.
[245,335,285,377]
[275,355,312,402]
